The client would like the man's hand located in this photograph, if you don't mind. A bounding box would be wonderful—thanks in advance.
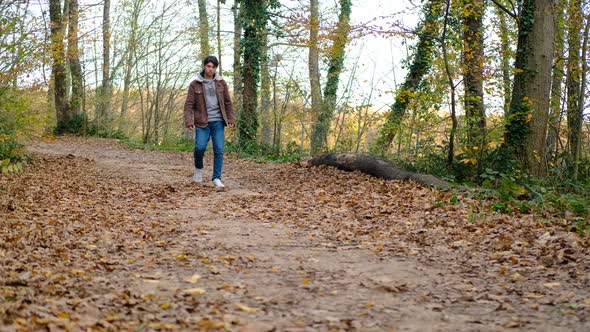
[187,125,195,130]
[228,123,235,128]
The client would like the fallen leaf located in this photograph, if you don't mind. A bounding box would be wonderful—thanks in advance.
[184,288,206,295]
[235,303,259,313]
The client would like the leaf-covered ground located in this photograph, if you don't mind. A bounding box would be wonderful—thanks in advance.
[0,136,588,331]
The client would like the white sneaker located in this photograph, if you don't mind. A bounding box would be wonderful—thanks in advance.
[212,178,225,188]
[193,167,203,183]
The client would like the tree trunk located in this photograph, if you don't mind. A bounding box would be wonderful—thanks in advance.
[308,0,322,151]
[547,0,566,161]
[462,0,486,156]
[497,7,512,115]
[566,0,583,177]
[232,0,242,115]
[310,153,451,189]
[120,0,143,131]
[310,0,352,154]
[260,30,272,146]
[97,0,112,123]
[441,0,457,168]
[238,0,267,149]
[198,0,211,59]
[67,0,83,116]
[574,18,590,179]
[376,0,444,151]
[217,0,223,73]
[503,0,557,176]
[49,0,69,132]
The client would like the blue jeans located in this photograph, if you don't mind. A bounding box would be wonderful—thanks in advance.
[194,121,225,180]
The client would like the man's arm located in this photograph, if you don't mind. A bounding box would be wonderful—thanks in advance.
[223,81,235,126]
[184,82,195,129]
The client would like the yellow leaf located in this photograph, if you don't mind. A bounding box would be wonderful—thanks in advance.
[454,149,464,156]
[526,113,533,123]
[470,158,478,165]
[271,267,280,273]
[196,318,226,329]
[57,312,69,319]
[201,258,211,264]
[365,303,374,308]
[177,254,187,261]
[143,279,160,284]
[461,158,471,164]
[235,303,259,313]
[302,278,310,285]
[184,288,206,295]
[160,303,170,310]
[185,274,201,284]
[70,269,85,275]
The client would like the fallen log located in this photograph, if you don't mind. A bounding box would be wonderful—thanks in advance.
[310,153,451,189]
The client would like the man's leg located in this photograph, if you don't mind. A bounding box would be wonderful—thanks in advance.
[210,121,225,181]
[194,126,210,182]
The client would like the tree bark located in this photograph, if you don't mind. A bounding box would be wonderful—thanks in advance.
[198,0,211,59]
[232,0,242,115]
[308,0,322,150]
[462,0,486,155]
[503,0,557,176]
[96,0,112,123]
[67,0,83,116]
[49,0,69,132]
[238,0,268,148]
[310,153,451,189]
[260,30,272,146]
[566,0,583,177]
[217,0,223,73]
[497,7,512,116]
[547,0,566,161]
[310,0,352,154]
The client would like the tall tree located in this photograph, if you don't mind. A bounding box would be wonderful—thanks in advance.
[547,0,566,161]
[198,0,211,59]
[49,0,69,132]
[238,0,275,148]
[496,6,512,115]
[308,0,322,152]
[260,30,272,146]
[502,0,557,176]
[67,0,83,116]
[96,0,112,123]
[376,0,444,151]
[217,0,223,73]
[232,0,243,115]
[462,0,486,156]
[119,0,145,130]
[565,0,583,176]
[310,0,352,154]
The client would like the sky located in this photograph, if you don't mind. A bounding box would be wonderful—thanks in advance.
[27,0,420,111]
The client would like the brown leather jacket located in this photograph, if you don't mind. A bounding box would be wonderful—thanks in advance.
[183,73,235,128]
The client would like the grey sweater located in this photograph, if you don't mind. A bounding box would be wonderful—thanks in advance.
[198,73,222,122]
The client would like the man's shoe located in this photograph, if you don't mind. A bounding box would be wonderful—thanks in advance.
[193,167,203,183]
[212,178,225,188]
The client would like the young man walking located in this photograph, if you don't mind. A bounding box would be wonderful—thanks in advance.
[184,56,235,188]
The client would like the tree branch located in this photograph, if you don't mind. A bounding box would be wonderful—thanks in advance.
[491,0,517,19]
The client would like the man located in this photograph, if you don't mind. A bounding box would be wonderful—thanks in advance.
[184,56,235,188]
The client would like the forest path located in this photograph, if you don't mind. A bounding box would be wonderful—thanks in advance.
[1,137,587,331]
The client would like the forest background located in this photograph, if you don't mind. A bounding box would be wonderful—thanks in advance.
[1,0,589,226]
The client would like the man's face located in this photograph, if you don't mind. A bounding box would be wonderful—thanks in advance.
[204,62,217,77]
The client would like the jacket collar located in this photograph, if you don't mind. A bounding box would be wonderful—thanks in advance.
[194,71,223,83]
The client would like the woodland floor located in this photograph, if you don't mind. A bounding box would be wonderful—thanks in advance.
[0,136,589,331]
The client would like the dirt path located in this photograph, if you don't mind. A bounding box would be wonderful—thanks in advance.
[1,137,588,331]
